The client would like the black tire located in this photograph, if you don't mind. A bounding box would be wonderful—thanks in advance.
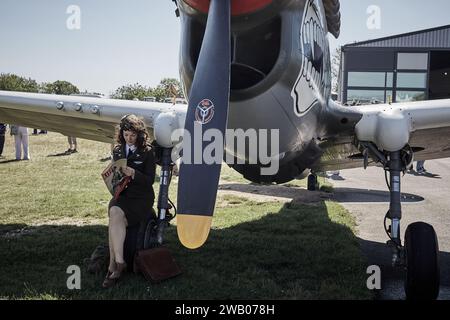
[307,174,317,191]
[404,222,440,300]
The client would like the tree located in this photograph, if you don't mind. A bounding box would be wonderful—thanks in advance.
[110,78,184,102]
[155,78,183,101]
[0,73,39,92]
[111,83,152,101]
[331,47,342,93]
[41,80,80,95]
[150,86,166,102]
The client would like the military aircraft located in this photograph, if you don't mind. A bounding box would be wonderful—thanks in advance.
[1,0,450,299]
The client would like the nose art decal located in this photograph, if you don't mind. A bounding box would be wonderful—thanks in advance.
[291,0,331,116]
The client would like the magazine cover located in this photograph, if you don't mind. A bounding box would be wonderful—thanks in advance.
[101,158,130,198]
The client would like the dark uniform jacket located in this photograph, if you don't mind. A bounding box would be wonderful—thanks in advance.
[112,144,156,202]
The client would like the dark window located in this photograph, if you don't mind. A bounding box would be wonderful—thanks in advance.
[346,51,395,71]
[397,73,427,89]
[347,89,386,104]
[429,51,450,100]
[348,72,386,87]
[397,53,428,70]
[346,71,393,104]
[396,90,426,102]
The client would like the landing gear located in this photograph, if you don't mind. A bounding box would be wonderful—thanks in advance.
[405,222,440,300]
[385,151,403,267]
[307,173,318,191]
[361,142,440,300]
[143,145,176,249]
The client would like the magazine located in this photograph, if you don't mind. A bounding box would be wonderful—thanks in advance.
[101,158,131,199]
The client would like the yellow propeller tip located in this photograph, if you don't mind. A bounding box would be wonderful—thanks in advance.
[177,214,212,249]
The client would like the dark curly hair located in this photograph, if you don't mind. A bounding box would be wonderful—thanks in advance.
[114,114,150,151]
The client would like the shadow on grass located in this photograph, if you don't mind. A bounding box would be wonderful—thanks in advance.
[47,151,72,157]
[0,159,21,164]
[100,156,112,162]
[0,201,374,300]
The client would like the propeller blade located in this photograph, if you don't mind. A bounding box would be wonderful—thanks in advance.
[177,0,231,249]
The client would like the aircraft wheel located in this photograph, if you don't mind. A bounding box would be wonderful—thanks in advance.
[404,222,440,300]
[307,174,317,191]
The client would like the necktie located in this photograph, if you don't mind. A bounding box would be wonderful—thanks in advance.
[127,149,133,158]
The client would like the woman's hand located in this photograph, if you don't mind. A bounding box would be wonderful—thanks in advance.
[121,166,135,179]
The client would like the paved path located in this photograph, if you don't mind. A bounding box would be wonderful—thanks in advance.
[330,158,450,300]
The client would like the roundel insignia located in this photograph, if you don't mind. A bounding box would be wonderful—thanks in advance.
[195,99,215,125]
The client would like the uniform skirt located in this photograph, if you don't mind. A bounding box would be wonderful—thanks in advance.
[108,194,155,226]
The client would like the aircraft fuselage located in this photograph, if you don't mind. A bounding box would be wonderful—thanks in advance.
[178,0,350,183]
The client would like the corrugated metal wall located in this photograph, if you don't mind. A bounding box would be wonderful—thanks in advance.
[348,26,450,48]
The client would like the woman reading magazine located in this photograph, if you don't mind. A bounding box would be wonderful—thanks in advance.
[103,114,156,288]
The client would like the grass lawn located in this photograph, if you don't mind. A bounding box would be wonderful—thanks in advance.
[0,132,373,300]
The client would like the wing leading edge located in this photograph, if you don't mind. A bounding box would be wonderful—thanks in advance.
[315,99,450,171]
[0,90,186,144]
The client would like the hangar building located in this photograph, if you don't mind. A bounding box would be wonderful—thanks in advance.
[338,25,450,105]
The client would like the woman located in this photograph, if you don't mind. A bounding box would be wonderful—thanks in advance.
[103,114,156,288]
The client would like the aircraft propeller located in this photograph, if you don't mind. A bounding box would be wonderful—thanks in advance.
[176,0,231,249]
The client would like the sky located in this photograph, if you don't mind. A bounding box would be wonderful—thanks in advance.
[1,0,449,96]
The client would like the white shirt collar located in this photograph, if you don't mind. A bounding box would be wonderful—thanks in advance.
[126,144,137,156]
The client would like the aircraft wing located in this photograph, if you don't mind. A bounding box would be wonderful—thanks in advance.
[0,90,187,144]
[315,99,450,171]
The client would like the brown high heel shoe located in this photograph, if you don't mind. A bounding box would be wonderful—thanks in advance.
[102,270,115,288]
[102,262,127,288]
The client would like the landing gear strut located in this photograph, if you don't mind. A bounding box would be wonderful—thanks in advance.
[385,150,403,266]
[144,146,176,248]
[362,143,440,300]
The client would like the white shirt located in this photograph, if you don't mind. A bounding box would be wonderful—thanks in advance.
[126,145,137,158]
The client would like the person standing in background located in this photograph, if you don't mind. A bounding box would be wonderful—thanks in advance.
[0,123,6,159]
[416,160,427,174]
[66,136,78,154]
[10,125,30,160]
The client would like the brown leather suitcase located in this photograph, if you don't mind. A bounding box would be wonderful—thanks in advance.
[134,246,182,283]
